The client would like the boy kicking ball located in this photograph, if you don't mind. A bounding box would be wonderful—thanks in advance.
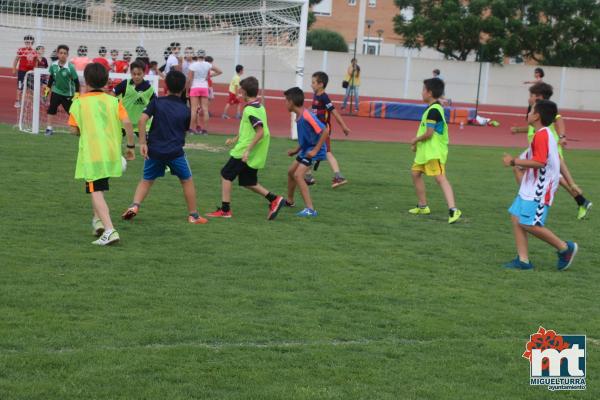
[409,78,461,224]
[121,71,208,225]
[206,76,285,220]
[502,100,578,271]
[68,63,136,245]
[284,87,329,217]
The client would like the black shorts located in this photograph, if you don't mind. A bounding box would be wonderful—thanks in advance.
[221,157,258,186]
[17,70,27,90]
[296,155,314,167]
[85,178,109,193]
[48,93,73,115]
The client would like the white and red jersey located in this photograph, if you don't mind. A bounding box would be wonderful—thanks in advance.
[518,127,561,206]
[16,47,38,71]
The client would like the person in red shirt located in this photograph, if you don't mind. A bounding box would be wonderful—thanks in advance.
[92,46,111,72]
[13,35,38,108]
[111,50,131,89]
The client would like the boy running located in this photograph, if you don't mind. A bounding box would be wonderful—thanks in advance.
[113,61,156,136]
[206,76,285,220]
[305,71,351,188]
[68,62,136,245]
[222,64,243,119]
[502,100,578,270]
[511,82,592,219]
[121,71,208,225]
[45,44,80,136]
[409,78,462,224]
[13,35,38,108]
[285,87,329,217]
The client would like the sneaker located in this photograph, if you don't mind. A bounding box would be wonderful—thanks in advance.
[557,241,578,271]
[296,207,318,217]
[92,217,105,237]
[92,230,120,246]
[577,201,592,220]
[489,120,500,127]
[448,209,462,224]
[331,176,348,189]
[200,129,208,135]
[222,114,231,120]
[121,204,139,220]
[408,205,431,215]
[503,257,534,270]
[14,101,20,108]
[188,214,208,224]
[267,196,285,221]
[285,199,295,208]
[206,207,232,218]
[304,175,316,186]
[44,128,53,136]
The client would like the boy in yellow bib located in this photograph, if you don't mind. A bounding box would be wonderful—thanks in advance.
[68,63,136,245]
[410,78,462,224]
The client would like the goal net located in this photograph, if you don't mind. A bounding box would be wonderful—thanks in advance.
[5,0,309,134]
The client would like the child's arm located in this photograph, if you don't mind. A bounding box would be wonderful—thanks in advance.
[118,103,135,160]
[242,126,264,162]
[12,55,19,74]
[307,126,330,159]
[331,109,350,135]
[210,65,222,77]
[503,153,545,169]
[287,146,301,157]
[555,115,567,147]
[225,135,239,146]
[137,113,150,159]
[412,127,434,145]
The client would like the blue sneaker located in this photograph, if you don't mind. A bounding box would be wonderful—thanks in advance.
[557,241,578,271]
[296,208,318,217]
[45,128,53,136]
[503,257,534,270]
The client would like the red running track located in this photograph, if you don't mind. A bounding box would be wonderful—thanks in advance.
[2,67,599,150]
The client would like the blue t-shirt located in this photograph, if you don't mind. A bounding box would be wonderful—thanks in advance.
[297,109,326,161]
[143,95,191,160]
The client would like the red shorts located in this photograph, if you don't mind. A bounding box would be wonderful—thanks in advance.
[228,92,240,105]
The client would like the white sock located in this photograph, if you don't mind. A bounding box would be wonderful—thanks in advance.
[47,126,52,130]
[104,228,114,236]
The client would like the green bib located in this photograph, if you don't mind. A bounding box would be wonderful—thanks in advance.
[71,93,123,181]
[414,103,449,164]
[230,104,270,169]
[120,80,154,132]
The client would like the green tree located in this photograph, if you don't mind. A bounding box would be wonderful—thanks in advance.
[307,29,349,52]
[308,0,322,30]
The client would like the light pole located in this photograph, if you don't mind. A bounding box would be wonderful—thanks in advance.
[376,29,384,55]
[365,19,374,54]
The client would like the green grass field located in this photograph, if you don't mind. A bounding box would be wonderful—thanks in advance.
[1,124,598,399]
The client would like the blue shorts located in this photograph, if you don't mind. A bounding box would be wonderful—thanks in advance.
[143,155,192,181]
[509,195,550,227]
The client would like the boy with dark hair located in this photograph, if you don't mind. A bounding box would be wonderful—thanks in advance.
[409,78,461,224]
[121,71,208,225]
[113,60,156,136]
[285,86,329,217]
[304,71,351,188]
[222,64,244,119]
[206,76,285,220]
[45,44,80,136]
[13,35,38,108]
[68,62,136,245]
[502,100,578,270]
[511,82,592,219]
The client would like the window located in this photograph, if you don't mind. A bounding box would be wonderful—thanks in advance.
[348,0,356,5]
[362,37,383,55]
[368,0,376,7]
[312,0,332,15]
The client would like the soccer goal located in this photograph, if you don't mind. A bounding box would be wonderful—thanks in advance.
[4,0,309,136]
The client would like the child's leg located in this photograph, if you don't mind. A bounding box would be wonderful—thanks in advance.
[201,97,210,130]
[294,163,314,209]
[411,170,427,206]
[326,151,341,175]
[521,225,568,251]
[236,102,241,117]
[91,191,114,231]
[132,179,155,205]
[559,157,579,193]
[434,174,456,209]
[180,177,198,213]
[189,96,199,130]
[511,215,530,261]
[223,101,230,116]
[221,177,232,203]
[287,161,300,203]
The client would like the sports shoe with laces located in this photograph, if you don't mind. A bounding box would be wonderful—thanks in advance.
[92,230,120,246]
[577,201,592,220]
[448,209,462,224]
[122,204,139,220]
[296,207,318,217]
[188,214,208,224]
[503,257,534,270]
[557,241,578,271]
[304,175,316,186]
[331,176,348,189]
[206,207,232,218]
[92,217,105,237]
[408,205,431,215]
[267,196,285,220]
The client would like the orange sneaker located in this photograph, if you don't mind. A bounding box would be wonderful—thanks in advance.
[188,214,208,224]
[267,196,285,221]
[122,204,139,220]
[206,208,232,218]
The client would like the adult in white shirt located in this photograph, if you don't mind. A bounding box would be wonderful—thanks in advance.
[164,42,181,74]
[181,46,194,77]
[187,49,222,134]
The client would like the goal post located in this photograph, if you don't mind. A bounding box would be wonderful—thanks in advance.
[19,68,160,134]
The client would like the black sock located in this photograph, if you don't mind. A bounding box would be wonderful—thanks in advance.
[449,207,457,216]
[574,195,586,206]
[265,192,277,202]
[189,211,199,218]
[221,202,231,212]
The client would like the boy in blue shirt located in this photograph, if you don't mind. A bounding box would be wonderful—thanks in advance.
[284,87,329,217]
[121,70,208,224]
